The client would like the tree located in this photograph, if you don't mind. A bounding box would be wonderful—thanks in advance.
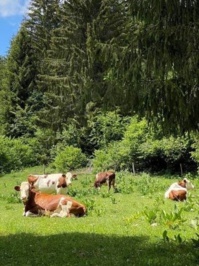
[4,0,62,137]
[25,0,65,132]
[0,56,11,135]
[5,25,38,137]
[38,0,130,133]
[39,0,104,132]
[100,0,199,133]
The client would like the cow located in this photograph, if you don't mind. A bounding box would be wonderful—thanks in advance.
[94,171,116,191]
[27,172,73,194]
[14,182,86,218]
[164,178,194,201]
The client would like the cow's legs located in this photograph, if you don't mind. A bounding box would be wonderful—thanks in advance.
[112,179,116,190]
[108,178,116,191]
[25,211,39,217]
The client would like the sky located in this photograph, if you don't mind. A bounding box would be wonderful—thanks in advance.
[0,0,30,56]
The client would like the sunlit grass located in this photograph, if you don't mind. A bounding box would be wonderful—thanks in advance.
[0,168,199,265]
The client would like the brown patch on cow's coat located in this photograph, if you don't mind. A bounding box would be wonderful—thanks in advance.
[57,174,67,188]
[169,190,187,201]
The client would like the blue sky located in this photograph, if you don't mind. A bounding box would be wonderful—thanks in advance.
[0,0,30,56]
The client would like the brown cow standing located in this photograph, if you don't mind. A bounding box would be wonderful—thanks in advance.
[94,171,116,191]
[14,182,86,217]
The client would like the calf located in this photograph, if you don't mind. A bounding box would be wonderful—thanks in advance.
[164,178,194,201]
[27,172,73,194]
[94,171,116,191]
[14,182,86,217]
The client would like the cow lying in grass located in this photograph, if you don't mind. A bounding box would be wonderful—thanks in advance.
[94,171,116,191]
[14,182,86,218]
[164,178,194,201]
[27,172,73,194]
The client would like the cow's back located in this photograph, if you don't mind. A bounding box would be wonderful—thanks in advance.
[28,173,67,194]
[96,171,115,181]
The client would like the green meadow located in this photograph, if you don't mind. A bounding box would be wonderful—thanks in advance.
[0,166,199,266]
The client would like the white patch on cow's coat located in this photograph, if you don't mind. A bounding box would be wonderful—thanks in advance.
[25,211,39,217]
[50,200,72,218]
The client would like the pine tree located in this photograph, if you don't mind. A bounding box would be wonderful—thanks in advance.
[25,0,64,132]
[4,0,62,137]
[104,0,199,132]
[40,0,128,131]
[5,25,38,137]
[38,0,103,131]
[0,56,11,135]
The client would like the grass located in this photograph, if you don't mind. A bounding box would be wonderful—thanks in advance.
[0,166,199,265]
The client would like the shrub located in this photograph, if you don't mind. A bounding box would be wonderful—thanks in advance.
[53,146,87,171]
[191,134,199,173]
[92,116,197,174]
[80,110,130,155]
[0,136,36,173]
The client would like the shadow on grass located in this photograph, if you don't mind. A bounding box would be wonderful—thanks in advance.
[0,232,198,266]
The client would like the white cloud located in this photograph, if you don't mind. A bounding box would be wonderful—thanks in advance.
[0,0,30,17]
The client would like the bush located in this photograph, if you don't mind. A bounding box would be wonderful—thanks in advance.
[92,116,148,172]
[0,136,36,173]
[53,146,87,172]
[92,116,197,174]
[92,141,131,172]
[190,134,199,173]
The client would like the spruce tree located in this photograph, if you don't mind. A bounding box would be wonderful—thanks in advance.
[5,25,38,137]
[40,0,127,131]
[39,0,103,131]
[104,0,199,133]
[0,56,11,135]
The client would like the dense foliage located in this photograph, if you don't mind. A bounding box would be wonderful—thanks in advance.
[92,116,197,174]
[0,0,199,174]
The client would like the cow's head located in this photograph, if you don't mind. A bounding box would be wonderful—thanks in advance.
[27,175,39,188]
[178,178,194,189]
[57,174,67,189]
[66,172,73,186]
[94,181,101,189]
[14,181,30,203]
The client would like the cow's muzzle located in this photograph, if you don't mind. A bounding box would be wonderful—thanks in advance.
[21,197,27,203]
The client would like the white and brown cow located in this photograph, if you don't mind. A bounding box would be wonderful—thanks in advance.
[27,172,73,194]
[94,171,116,191]
[164,178,194,201]
[14,182,86,218]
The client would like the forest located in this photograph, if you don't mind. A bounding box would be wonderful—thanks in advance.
[0,0,199,175]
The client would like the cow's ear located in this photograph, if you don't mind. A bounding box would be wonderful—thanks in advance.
[14,186,20,191]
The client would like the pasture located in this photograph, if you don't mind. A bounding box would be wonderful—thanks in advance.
[0,166,199,266]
